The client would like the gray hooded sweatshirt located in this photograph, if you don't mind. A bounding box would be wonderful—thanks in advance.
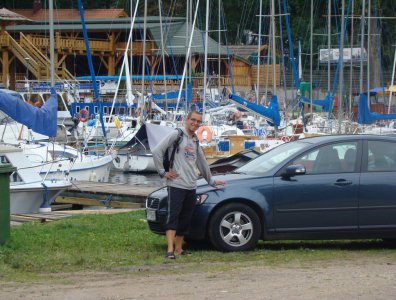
[152,128,215,190]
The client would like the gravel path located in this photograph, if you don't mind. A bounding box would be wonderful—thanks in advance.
[1,257,396,300]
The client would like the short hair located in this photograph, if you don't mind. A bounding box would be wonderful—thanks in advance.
[187,111,202,119]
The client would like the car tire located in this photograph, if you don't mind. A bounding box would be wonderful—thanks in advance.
[208,203,261,252]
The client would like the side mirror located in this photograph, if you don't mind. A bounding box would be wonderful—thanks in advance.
[281,164,306,178]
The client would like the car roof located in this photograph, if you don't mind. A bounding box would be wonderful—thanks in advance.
[298,134,396,144]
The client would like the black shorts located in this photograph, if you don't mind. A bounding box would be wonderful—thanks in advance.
[165,186,196,236]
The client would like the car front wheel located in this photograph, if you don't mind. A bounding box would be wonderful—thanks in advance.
[208,203,261,252]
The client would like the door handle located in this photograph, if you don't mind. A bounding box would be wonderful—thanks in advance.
[334,179,352,186]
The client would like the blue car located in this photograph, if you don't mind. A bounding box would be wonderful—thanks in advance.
[146,134,396,251]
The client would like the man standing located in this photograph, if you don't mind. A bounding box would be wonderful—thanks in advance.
[152,111,225,259]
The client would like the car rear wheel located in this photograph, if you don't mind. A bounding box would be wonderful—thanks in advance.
[208,203,261,252]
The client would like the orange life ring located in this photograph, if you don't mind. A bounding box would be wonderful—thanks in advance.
[196,126,213,143]
[79,109,89,123]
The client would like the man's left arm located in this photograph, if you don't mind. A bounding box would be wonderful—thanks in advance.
[196,146,225,187]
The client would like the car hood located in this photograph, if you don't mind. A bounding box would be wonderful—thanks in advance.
[148,173,263,198]
[196,172,259,194]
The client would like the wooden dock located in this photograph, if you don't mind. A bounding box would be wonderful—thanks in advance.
[11,209,138,226]
[56,181,161,208]
[9,182,156,226]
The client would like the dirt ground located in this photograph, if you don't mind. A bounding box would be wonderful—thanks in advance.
[1,257,396,300]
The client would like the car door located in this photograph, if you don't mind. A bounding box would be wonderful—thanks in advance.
[359,139,396,231]
[273,141,361,235]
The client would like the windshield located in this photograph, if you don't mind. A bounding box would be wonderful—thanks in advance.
[236,140,308,175]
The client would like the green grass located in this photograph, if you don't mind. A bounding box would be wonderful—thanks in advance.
[1,210,396,281]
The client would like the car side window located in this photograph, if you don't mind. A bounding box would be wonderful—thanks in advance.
[292,142,358,174]
[367,141,396,172]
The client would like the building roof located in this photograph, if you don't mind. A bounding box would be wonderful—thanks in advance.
[0,7,32,29]
[5,11,249,63]
[149,21,231,56]
[5,15,185,31]
[13,8,128,21]
[227,45,263,59]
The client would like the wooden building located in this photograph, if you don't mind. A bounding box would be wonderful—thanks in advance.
[1,5,279,94]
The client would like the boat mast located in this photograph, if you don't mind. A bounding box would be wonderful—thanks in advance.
[140,0,148,121]
[158,0,168,112]
[338,0,345,133]
[218,0,221,104]
[203,0,210,120]
[174,0,200,119]
[349,0,355,115]
[185,0,191,117]
[328,0,331,93]
[366,0,371,95]
[359,0,365,94]
[49,0,54,87]
[271,0,276,96]
[310,0,313,119]
[387,47,396,114]
[130,0,134,116]
[256,0,263,104]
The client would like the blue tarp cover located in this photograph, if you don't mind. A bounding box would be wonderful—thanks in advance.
[358,93,396,125]
[299,91,333,112]
[0,89,58,137]
[76,75,188,81]
[228,94,281,126]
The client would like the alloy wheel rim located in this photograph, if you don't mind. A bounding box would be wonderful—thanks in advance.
[219,211,253,247]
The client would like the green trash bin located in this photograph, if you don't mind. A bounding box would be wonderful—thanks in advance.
[0,163,17,245]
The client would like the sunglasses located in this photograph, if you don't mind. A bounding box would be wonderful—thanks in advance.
[189,118,202,124]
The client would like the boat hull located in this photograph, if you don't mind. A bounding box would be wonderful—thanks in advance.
[113,153,156,173]
[37,155,113,182]
[10,183,68,214]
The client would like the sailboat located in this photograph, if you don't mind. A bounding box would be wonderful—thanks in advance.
[1,1,113,183]
[1,143,70,213]
[0,88,71,213]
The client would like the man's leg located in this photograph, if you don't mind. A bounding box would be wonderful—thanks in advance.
[174,235,184,254]
[165,187,184,254]
[166,229,176,253]
[175,189,196,254]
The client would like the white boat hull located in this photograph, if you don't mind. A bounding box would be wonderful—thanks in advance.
[10,184,66,214]
[21,143,114,182]
[37,155,113,182]
[113,153,156,173]
[1,144,71,214]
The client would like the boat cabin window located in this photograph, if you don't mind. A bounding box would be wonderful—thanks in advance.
[221,130,237,136]
[118,107,125,115]
[131,119,137,128]
[103,106,109,114]
[48,150,77,160]
[94,106,98,114]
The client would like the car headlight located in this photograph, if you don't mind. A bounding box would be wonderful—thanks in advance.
[196,194,208,205]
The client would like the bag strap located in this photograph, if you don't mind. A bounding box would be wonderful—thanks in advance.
[169,128,183,170]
